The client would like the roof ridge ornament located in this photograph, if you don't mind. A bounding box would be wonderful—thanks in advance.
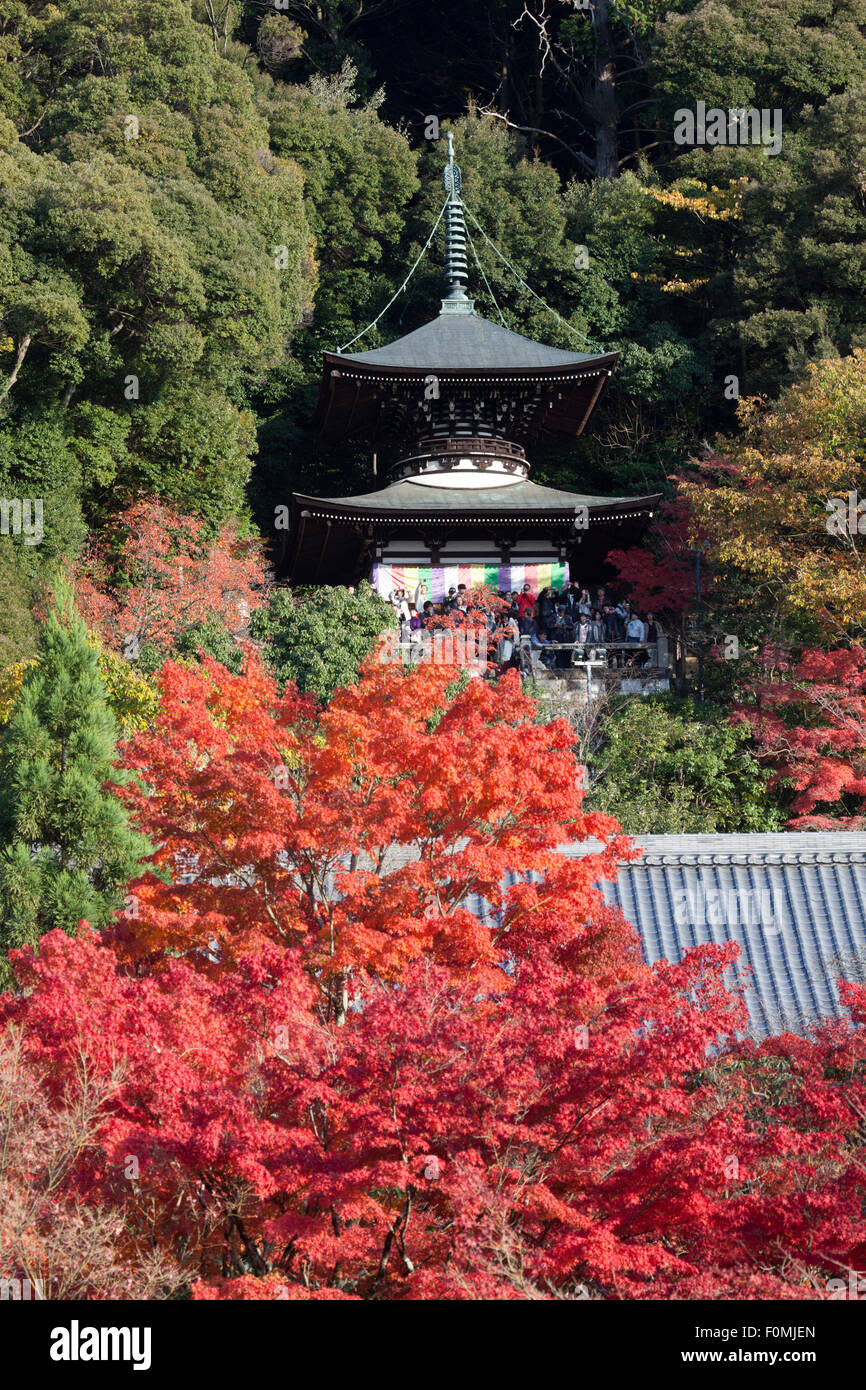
[441,132,474,316]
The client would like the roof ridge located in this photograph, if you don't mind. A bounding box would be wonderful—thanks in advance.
[637,851,866,865]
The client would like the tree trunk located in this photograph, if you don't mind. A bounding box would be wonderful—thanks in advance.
[501,29,511,115]
[0,333,32,402]
[529,26,545,153]
[332,968,348,1027]
[590,0,618,180]
[674,612,688,694]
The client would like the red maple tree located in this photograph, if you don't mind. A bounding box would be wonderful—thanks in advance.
[4,915,865,1298]
[607,498,698,618]
[3,654,866,1299]
[116,652,627,1011]
[74,498,270,655]
[736,644,866,827]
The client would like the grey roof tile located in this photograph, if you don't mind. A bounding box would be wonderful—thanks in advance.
[559,834,866,1037]
[354,833,866,1039]
[295,477,656,514]
[338,311,604,371]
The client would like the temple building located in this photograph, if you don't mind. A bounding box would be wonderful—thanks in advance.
[288,135,661,600]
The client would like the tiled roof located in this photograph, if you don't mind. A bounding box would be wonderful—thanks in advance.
[532,835,866,1038]
[337,311,606,371]
[293,476,658,517]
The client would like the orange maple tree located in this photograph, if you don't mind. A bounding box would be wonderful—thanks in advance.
[117,652,628,1015]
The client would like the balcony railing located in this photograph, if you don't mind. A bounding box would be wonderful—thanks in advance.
[387,632,670,676]
[526,637,670,668]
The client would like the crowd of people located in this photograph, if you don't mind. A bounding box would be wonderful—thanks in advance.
[386,580,662,674]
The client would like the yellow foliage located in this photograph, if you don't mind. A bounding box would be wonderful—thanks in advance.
[680,352,866,634]
[641,178,748,221]
[661,277,710,294]
[0,660,37,723]
[95,648,161,733]
[0,635,159,734]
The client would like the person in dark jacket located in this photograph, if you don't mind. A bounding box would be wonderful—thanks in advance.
[538,587,557,632]
[549,605,574,668]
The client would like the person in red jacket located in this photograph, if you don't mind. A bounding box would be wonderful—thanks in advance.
[516,584,535,621]
[515,584,535,635]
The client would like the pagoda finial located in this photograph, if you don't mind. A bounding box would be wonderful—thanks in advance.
[441,132,473,314]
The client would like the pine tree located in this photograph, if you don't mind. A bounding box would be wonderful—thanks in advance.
[0,586,149,986]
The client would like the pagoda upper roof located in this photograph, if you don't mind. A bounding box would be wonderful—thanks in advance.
[314,309,617,442]
[336,309,609,373]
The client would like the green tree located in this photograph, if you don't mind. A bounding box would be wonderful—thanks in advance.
[0,409,87,665]
[165,617,245,675]
[585,696,781,832]
[648,0,866,128]
[0,587,149,986]
[647,0,866,400]
[729,86,866,397]
[0,0,316,532]
[251,61,419,515]
[251,581,395,702]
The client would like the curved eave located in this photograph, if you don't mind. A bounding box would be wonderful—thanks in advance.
[292,490,662,526]
[312,352,619,442]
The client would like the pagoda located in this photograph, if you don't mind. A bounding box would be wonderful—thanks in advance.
[288,135,660,599]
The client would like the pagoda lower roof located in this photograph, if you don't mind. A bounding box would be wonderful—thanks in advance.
[294,476,660,522]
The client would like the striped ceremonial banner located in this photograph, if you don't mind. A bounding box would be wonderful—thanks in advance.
[372,562,569,602]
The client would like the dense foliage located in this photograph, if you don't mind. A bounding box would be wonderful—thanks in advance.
[250,581,395,701]
[586,696,781,833]
[0,653,864,1300]
[734,645,866,829]
[0,588,149,985]
[74,496,269,667]
[680,353,866,646]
